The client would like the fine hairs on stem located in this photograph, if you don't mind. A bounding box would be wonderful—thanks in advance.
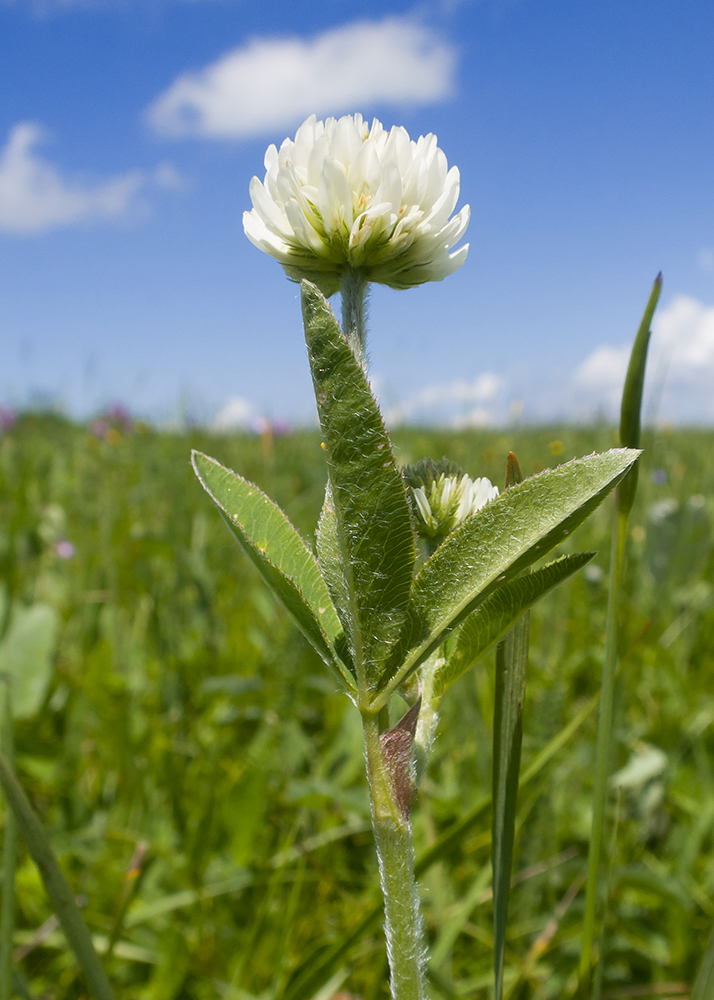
[363,714,426,1000]
[374,823,425,1000]
[340,268,370,368]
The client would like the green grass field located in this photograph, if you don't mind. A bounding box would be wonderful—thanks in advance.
[1,414,713,999]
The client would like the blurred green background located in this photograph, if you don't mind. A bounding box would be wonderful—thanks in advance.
[0,413,712,999]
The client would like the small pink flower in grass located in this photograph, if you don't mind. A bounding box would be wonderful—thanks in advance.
[0,406,16,430]
[55,539,76,559]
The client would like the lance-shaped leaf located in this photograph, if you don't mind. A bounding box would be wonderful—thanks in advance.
[433,552,594,698]
[618,272,662,517]
[373,449,639,705]
[192,451,354,689]
[302,281,415,689]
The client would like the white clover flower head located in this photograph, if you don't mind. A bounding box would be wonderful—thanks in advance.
[243,113,470,296]
[403,458,498,549]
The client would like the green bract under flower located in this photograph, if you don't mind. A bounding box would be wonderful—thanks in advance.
[403,457,499,549]
[243,113,470,296]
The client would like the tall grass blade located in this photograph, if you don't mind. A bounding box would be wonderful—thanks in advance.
[492,615,529,1000]
[492,452,529,1000]
[0,683,16,1000]
[11,970,34,1000]
[106,840,148,959]
[691,926,714,1000]
[0,747,115,1000]
[618,272,662,517]
[580,273,661,985]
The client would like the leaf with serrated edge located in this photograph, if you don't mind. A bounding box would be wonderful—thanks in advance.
[192,451,354,689]
[302,281,415,690]
[374,449,639,706]
[433,552,594,697]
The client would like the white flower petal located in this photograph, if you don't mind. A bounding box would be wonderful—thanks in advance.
[244,114,469,290]
[412,487,432,525]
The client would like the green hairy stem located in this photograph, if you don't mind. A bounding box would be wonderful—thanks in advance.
[340,268,370,366]
[341,270,427,998]
[363,714,425,1000]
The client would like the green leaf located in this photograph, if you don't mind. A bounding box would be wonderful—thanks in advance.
[433,553,594,698]
[0,747,115,1000]
[618,272,662,517]
[302,281,415,689]
[0,604,59,719]
[375,449,639,706]
[191,451,354,689]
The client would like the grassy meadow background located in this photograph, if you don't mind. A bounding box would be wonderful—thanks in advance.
[0,412,713,999]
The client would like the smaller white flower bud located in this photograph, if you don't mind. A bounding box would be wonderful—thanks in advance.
[402,458,498,553]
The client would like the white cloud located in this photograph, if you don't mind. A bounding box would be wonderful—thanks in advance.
[384,294,714,427]
[212,396,255,431]
[146,17,456,139]
[572,343,631,414]
[571,295,714,423]
[384,372,503,427]
[652,296,714,423]
[0,122,179,235]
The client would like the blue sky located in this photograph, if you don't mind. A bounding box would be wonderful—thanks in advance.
[1,0,714,426]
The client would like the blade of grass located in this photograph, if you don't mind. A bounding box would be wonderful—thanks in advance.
[691,925,714,1000]
[579,461,627,986]
[106,840,148,959]
[11,970,34,1000]
[617,273,662,519]
[505,866,586,999]
[580,273,662,985]
[0,746,115,1000]
[593,790,622,1000]
[0,682,16,1000]
[492,452,529,1000]
[430,865,492,971]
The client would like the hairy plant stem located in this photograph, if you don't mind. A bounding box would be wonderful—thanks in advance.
[579,508,627,981]
[340,269,370,367]
[362,713,425,1000]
